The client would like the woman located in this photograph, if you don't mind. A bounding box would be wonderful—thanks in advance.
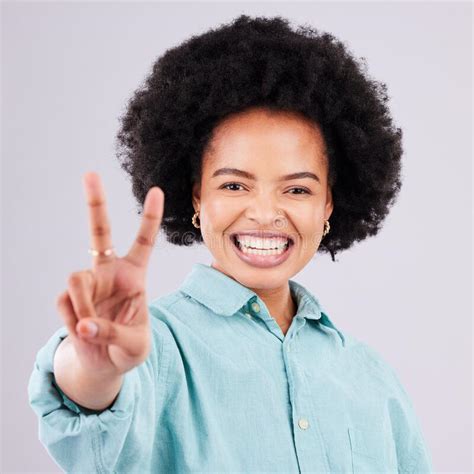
[28,14,433,473]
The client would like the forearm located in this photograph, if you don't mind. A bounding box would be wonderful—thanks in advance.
[53,336,124,411]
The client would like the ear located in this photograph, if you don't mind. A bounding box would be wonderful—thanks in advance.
[192,181,201,211]
[325,185,334,219]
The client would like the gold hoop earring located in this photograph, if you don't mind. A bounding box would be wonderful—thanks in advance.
[192,210,200,228]
[322,219,330,237]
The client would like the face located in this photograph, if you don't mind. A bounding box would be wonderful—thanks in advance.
[192,107,333,291]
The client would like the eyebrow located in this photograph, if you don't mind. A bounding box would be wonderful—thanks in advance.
[211,167,320,183]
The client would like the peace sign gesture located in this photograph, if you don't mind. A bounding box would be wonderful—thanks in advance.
[55,172,164,377]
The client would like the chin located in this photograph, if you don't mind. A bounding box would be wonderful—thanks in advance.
[232,268,292,289]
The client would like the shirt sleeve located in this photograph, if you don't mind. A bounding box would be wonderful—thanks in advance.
[27,321,169,473]
[385,365,434,473]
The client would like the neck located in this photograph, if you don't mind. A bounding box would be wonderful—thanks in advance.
[210,262,297,334]
[252,284,296,334]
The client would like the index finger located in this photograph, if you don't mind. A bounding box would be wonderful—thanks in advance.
[82,172,115,264]
[125,186,164,268]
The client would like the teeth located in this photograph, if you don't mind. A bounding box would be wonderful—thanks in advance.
[241,247,286,256]
[235,235,289,250]
[233,235,289,256]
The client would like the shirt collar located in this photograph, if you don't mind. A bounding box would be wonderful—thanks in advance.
[179,263,345,346]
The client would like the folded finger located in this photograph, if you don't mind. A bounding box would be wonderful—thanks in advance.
[67,270,98,321]
[56,290,79,339]
[115,296,140,325]
[95,290,135,317]
[76,316,151,359]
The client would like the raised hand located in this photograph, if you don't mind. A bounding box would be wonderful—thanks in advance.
[55,172,164,377]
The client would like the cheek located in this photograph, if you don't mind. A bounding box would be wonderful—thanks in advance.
[202,194,325,235]
[289,201,324,222]
[293,206,326,246]
[211,200,237,215]
[201,199,239,231]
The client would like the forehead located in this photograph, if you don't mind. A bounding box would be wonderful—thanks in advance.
[203,107,327,172]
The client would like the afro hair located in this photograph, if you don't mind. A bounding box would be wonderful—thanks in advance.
[115,14,403,262]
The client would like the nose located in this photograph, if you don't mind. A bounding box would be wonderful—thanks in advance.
[244,193,286,229]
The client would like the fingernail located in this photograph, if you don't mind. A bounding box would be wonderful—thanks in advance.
[80,321,98,337]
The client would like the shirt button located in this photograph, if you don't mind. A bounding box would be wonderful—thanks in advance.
[244,312,252,320]
[251,302,260,313]
[298,418,310,430]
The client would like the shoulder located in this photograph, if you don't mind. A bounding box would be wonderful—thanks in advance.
[341,330,408,398]
[148,289,190,321]
[147,290,196,342]
[147,286,220,332]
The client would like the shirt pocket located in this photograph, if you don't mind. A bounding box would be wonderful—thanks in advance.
[348,426,396,473]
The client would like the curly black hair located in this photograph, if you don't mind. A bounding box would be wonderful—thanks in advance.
[115,14,403,262]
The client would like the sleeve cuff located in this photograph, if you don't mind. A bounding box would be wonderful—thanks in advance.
[28,326,137,437]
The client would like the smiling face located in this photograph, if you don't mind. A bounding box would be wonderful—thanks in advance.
[192,107,333,291]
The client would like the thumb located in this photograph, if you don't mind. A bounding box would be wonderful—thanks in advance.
[76,318,147,357]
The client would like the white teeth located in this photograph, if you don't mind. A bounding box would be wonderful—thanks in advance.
[235,235,289,250]
[241,246,287,256]
[233,235,289,256]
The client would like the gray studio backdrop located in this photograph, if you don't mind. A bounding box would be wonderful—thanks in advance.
[2,2,472,473]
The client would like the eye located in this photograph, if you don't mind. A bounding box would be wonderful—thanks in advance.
[287,187,311,195]
[219,183,311,194]
[220,182,246,191]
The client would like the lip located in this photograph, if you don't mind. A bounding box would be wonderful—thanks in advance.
[229,234,294,269]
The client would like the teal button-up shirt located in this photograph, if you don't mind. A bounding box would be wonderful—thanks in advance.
[28,262,433,473]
